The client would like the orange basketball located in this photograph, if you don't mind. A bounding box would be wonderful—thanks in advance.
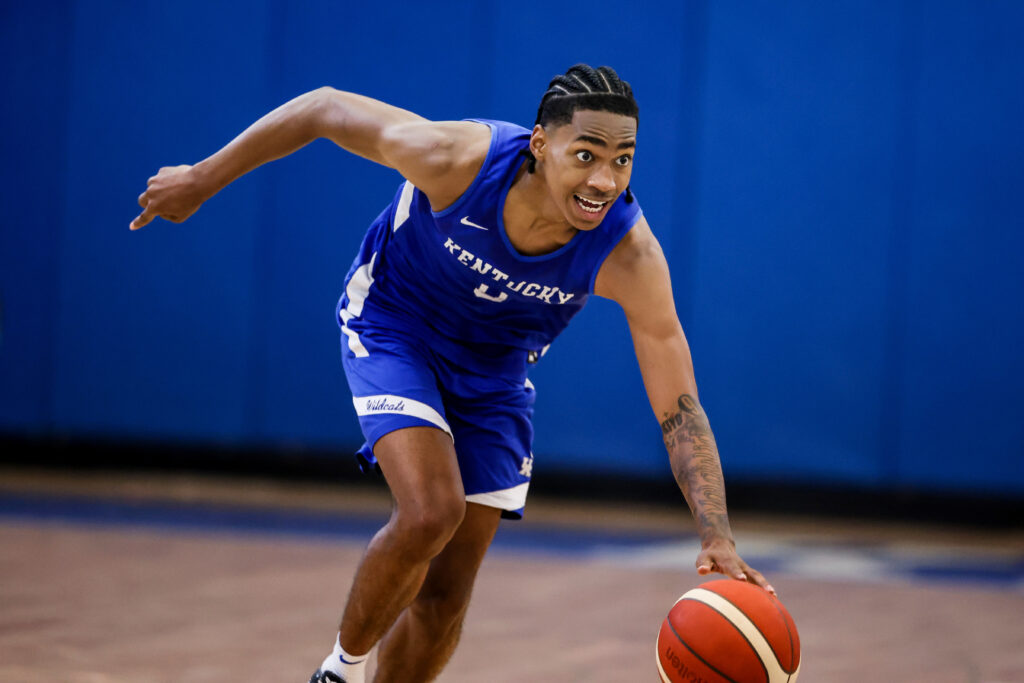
[656,579,801,683]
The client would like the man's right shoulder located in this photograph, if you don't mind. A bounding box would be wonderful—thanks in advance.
[442,119,495,164]
[387,120,493,211]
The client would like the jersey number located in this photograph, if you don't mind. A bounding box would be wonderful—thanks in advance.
[473,284,508,302]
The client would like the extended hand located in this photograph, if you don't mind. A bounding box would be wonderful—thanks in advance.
[130,165,207,230]
[696,537,776,595]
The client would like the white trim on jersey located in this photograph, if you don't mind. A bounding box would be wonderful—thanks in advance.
[340,252,377,357]
[393,181,415,232]
[352,393,453,438]
[466,482,530,512]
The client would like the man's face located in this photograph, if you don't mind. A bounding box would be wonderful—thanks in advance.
[531,109,637,230]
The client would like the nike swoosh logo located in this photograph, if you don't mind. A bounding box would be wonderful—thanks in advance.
[339,654,366,665]
[460,216,489,231]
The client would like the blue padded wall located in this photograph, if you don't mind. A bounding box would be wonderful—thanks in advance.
[0,1,73,432]
[1,1,1022,494]
[893,2,1024,491]
[690,2,909,484]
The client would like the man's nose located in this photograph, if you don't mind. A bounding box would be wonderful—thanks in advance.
[587,165,616,195]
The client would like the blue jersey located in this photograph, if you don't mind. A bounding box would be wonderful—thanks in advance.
[336,119,643,378]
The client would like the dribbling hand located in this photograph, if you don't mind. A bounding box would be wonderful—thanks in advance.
[130,164,206,230]
[696,537,776,596]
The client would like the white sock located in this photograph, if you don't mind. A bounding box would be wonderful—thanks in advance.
[320,633,368,683]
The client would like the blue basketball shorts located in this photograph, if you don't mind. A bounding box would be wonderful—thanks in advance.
[340,324,536,520]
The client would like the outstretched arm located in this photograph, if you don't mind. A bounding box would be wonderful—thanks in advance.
[131,87,490,230]
[595,216,774,594]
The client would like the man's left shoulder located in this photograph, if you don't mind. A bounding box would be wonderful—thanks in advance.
[606,215,660,266]
[595,215,669,300]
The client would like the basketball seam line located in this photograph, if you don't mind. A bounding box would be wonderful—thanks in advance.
[666,617,743,683]
[684,588,799,681]
[767,594,797,673]
[682,596,770,683]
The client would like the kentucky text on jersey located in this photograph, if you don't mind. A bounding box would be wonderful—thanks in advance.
[442,237,576,305]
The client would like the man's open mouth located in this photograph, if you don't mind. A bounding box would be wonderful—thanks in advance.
[574,194,609,214]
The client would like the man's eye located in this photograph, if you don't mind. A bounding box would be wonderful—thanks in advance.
[575,150,593,162]
[616,155,632,167]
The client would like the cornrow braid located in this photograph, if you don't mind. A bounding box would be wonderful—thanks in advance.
[534,64,638,128]
[524,63,639,203]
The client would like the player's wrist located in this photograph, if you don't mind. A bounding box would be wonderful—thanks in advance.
[190,158,225,200]
[699,531,736,550]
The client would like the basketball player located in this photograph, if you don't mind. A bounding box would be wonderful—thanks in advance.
[131,64,774,683]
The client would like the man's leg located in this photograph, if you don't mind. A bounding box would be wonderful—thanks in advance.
[372,502,501,682]
[336,426,466,658]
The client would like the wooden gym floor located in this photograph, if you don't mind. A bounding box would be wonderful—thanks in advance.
[1,467,1022,682]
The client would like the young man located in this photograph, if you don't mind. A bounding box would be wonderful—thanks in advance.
[131,64,773,683]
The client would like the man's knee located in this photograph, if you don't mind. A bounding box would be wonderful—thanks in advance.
[392,497,466,558]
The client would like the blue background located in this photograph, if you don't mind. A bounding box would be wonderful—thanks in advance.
[2,1,1022,495]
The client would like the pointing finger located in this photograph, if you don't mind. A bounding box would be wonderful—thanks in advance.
[130,205,155,231]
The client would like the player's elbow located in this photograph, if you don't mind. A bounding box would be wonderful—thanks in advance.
[311,85,351,110]
[308,85,335,98]
[308,86,347,135]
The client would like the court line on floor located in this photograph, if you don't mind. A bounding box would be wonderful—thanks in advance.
[2,491,1021,591]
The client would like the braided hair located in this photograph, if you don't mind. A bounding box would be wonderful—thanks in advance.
[535,64,638,128]
[523,64,639,202]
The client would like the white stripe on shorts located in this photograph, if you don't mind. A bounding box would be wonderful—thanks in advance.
[466,482,530,512]
[340,253,377,357]
[353,394,453,439]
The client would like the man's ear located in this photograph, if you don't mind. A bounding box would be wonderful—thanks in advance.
[530,124,547,162]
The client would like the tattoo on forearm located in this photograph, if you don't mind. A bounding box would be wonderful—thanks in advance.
[660,394,698,435]
[660,393,732,545]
